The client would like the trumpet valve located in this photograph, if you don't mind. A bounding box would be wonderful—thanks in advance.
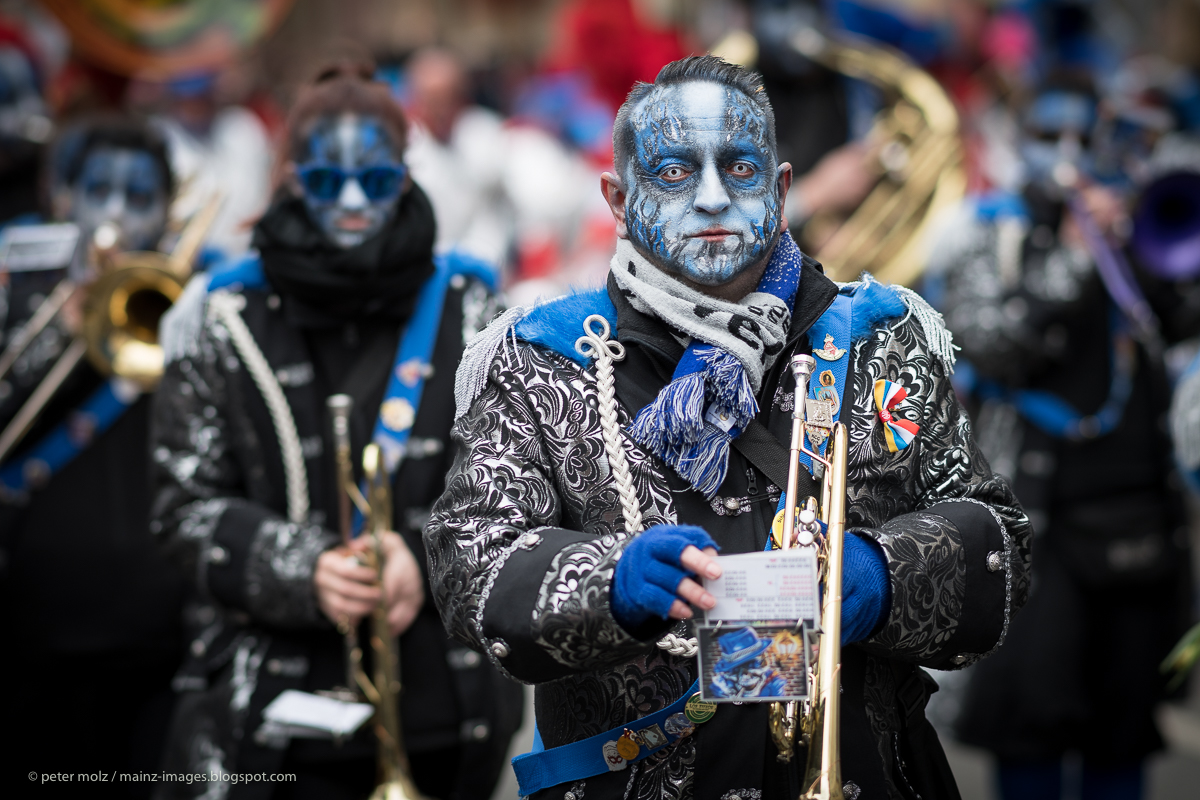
[796,507,819,546]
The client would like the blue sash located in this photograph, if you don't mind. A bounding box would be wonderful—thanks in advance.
[773,293,853,523]
[367,253,495,477]
[0,378,139,501]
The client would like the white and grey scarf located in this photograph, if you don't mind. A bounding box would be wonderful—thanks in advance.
[613,234,804,497]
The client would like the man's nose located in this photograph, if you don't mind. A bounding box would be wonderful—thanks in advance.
[693,162,731,215]
[337,176,369,211]
[103,191,127,224]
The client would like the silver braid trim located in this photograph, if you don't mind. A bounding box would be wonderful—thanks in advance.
[575,314,698,657]
[208,292,310,523]
[939,496,1013,667]
[454,306,528,420]
[890,283,958,373]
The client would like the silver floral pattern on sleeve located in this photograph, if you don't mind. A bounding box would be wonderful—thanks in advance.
[427,343,676,673]
[840,311,1031,665]
[533,540,650,671]
[859,511,966,660]
[244,518,337,628]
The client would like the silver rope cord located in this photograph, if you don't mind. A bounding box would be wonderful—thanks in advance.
[208,292,310,523]
[575,314,698,658]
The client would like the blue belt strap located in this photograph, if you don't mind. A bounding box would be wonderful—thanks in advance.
[511,679,699,796]
[0,377,139,500]
[976,306,1136,441]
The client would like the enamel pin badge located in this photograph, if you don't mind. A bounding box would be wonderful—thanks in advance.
[813,333,847,362]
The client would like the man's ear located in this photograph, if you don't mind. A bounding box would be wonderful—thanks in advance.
[283,161,303,198]
[601,172,628,238]
[776,162,793,233]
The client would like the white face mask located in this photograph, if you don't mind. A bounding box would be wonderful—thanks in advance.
[70,146,169,253]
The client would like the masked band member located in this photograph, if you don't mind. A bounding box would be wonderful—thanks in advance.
[426,56,1030,800]
[150,60,522,800]
[935,84,1198,800]
[0,117,183,789]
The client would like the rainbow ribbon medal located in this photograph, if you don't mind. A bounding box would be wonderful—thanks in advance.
[873,379,919,452]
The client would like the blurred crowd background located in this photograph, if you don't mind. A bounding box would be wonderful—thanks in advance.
[5,1,1200,798]
[9,0,1195,301]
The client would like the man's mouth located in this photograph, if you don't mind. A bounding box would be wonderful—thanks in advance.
[335,214,373,231]
[690,228,736,242]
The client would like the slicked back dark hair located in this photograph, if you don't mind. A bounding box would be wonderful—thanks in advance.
[612,55,777,176]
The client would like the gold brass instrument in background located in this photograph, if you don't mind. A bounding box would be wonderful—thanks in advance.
[712,27,966,287]
[326,395,427,800]
[766,354,848,800]
[0,196,221,464]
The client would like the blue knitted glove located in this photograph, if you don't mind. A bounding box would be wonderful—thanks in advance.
[611,524,719,630]
[841,532,891,644]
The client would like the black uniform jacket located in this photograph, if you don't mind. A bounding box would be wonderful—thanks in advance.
[149,270,522,799]
[936,190,1198,761]
[0,268,184,781]
[426,257,1032,800]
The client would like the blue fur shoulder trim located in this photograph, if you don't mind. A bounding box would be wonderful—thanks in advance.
[437,249,500,291]
[844,279,907,341]
[207,252,267,292]
[204,248,499,295]
[513,288,618,365]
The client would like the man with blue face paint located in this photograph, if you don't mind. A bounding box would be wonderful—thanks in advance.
[2,117,184,785]
[935,79,1200,800]
[429,56,1029,800]
[293,113,406,249]
[150,59,521,800]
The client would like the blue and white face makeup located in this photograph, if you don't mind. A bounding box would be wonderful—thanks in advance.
[294,113,406,249]
[620,81,783,286]
[1020,91,1097,196]
[70,146,169,252]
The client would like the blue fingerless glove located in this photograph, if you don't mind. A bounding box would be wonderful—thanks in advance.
[611,524,719,631]
[841,532,891,644]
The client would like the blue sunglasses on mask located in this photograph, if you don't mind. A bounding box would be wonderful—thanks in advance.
[296,163,408,202]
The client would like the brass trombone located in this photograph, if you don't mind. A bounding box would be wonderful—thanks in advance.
[327,395,427,800]
[768,354,848,800]
[0,196,220,464]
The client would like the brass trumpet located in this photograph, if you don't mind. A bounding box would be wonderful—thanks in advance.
[0,196,220,464]
[326,395,427,800]
[768,354,848,800]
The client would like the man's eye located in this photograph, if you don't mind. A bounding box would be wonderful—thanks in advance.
[659,166,690,182]
[728,162,755,177]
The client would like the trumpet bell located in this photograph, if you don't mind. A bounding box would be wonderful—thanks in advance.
[82,255,186,390]
[1132,171,1200,281]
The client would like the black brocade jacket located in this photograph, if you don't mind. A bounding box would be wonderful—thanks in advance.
[934,194,1197,760]
[425,259,1032,800]
[149,271,522,799]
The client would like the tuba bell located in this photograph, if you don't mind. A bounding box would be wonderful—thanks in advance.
[1131,168,1200,281]
[0,196,220,464]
